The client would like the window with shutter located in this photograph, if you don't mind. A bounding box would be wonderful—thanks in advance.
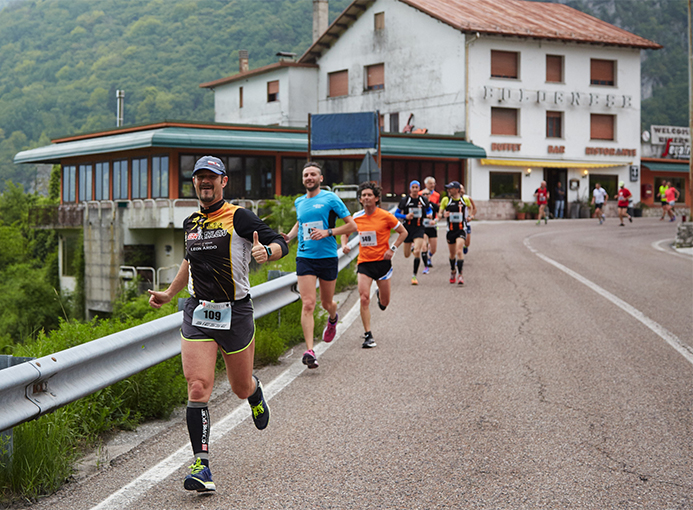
[267,80,279,102]
[374,12,384,30]
[546,111,563,138]
[546,55,563,83]
[365,63,384,90]
[590,114,615,140]
[491,50,518,79]
[491,108,518,136]
[328,70,348,97]
[590,59,615,86]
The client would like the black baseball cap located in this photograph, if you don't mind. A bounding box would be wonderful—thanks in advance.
[193,156,226,176]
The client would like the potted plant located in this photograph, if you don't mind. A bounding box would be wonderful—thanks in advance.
[633,201,648,217]
[513,200,526,220]
[527,203,539,219]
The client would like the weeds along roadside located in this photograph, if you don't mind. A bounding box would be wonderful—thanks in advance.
[0,194,359,502]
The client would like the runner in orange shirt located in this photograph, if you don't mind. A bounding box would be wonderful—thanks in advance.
[342,182,407,348]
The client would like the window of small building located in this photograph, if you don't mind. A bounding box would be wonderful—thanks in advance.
[131,157,148,199]
[374,11,385,30]
[590,114,615,140]
[490,172,521,200]
[113,160,128,200]
[379,114,385,132]
[225,156,244,199]
[62,165,76,203]
[95,162,109,200]
[78,164,92,202]
[61,233,79,277]
[590,59,615,86]
[389,112,399,133]
[328,70,349,98]
[179,155,195,198]
[546,55,563,83]
[239,86,243,108]
[491,107,518,136]
[491,50,519,79]
[267,80,279,102]
[365,63,384,91]
[152,155,169,198]
[546,111,563,138]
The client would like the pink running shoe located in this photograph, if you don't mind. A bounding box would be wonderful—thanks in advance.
[323,314,338,343]
[302,349,318,369]
[457,274,465,285]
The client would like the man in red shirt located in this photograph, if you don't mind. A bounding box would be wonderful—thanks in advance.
[616,181,633,226]
[534,180,549,225]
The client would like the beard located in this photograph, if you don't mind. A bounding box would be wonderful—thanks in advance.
[304,181,320,192]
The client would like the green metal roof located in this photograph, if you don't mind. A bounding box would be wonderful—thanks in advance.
[642,161,690,173]
[14,126,486,164]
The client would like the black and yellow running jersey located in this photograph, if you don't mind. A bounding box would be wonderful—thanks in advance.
[184,200,287,301]
[439,196,467,231]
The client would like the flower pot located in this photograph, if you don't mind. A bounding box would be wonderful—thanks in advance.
[516,212,526,220]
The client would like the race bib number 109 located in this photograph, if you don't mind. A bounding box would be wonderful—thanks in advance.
[192,301,232,330]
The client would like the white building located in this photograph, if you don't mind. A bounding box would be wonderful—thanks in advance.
[202,0,659,217]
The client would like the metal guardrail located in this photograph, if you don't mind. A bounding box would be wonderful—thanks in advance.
[0,235,361,433]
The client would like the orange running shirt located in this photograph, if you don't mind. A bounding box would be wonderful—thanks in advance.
[352,207,401,263]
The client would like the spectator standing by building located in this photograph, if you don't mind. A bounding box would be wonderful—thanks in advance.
[282,162,357,369]
[148,156,289,493]
[554,181,566,219]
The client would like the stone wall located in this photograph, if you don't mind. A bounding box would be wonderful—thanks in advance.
[675,222,693,248]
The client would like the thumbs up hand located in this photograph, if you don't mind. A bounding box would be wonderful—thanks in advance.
[251,231,269,264]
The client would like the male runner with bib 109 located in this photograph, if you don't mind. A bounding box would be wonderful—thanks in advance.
[342,182,407,348]
[148,156,288,493]
[282,162,357,369]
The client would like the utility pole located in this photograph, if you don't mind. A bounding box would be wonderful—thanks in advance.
[689,0,692,220]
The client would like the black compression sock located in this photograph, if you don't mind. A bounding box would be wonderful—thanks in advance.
[421,251,428,266]
[413,257,420,275]
[187,401,210,466]
[248,375,262,405]
[449,258,456,271]
[457,259,464,273]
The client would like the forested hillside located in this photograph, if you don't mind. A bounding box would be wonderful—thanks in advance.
[0,0,686,193]
[0,0,351,191]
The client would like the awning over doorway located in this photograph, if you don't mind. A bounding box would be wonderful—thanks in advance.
[480,159,627,169]
[642,161,689,173]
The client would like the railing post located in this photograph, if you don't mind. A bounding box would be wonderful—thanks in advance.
[0,355,36,471]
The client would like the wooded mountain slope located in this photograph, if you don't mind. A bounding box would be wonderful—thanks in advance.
[0,0,684,192]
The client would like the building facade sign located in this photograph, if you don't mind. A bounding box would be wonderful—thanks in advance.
[483,86,633,109]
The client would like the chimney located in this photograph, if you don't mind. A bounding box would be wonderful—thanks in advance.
[239,49,249,73]
[116,90,124,127]
[313,0,328,43]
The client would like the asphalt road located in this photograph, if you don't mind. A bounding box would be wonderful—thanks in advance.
[31,217,692,510]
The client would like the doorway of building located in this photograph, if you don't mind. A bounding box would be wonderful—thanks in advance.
[544,168,567,218]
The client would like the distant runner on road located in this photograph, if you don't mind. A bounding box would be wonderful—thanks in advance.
[342,182,407,348]
[395,180,432,285]
[439,181,468,285]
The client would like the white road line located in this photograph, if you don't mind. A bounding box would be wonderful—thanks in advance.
[651,238,693,260]
[524,236,693,366]
[91,295,363,510]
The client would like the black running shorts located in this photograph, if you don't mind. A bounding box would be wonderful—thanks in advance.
[181,296,255,355]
